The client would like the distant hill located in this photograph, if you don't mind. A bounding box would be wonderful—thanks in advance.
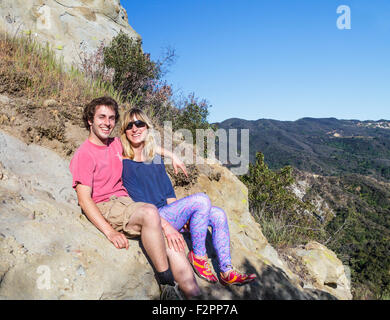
[216,117,390,181]
[216,117,390,298]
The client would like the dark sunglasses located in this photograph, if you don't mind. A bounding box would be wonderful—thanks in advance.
[126,120,147,130]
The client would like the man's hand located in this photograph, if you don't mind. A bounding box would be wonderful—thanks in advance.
[105,229,129,250]
[76,184,127,250]
[162,222,186,252]
[172,153,188,177]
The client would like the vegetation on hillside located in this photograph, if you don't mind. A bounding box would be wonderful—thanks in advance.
[0,31,212,136]
[240,152,390,299]
[0,32,120,114]
[0,32,123,153]
[80,31,212,134]
[240,152,327,246]
[317,175,390,299]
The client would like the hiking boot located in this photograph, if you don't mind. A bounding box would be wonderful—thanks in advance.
[188,251,218,283]
[219,268,257,286]
[159,282,184,300]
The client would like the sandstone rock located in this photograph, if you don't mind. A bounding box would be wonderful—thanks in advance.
[285,241,352,300]
[0,0,140,66]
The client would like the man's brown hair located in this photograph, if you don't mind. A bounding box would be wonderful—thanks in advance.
[83,96,120,130]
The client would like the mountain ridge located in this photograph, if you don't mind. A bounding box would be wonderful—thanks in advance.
[216,117,390,181]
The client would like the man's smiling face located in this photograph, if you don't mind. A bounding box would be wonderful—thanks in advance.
[88,105,116,145]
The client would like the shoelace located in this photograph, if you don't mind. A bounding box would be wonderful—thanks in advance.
[222,265,234,277]
[223,266,250,278]
[194,254,212,271]
[203,259,212,271]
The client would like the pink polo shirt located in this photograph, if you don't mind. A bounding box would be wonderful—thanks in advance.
[69,137,129,204]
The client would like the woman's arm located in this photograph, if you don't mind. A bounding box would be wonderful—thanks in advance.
[156,146,188,177]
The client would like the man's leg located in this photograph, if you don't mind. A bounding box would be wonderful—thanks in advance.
[166,247,201,299]
[125,203,169,272]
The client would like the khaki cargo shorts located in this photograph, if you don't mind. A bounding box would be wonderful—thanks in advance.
[96,196,147,238]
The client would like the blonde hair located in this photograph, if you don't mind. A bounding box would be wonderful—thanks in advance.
[120,108,156,161]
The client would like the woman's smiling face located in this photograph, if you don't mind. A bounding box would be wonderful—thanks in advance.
[125,114,148,147]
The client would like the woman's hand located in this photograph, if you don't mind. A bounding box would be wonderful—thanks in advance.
[172,153,188,177]
[105,229,129,250]
[156,146,188,177]
[162,222,186,252]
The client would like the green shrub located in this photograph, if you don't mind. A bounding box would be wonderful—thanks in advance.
[172,93,213,136]
[103,32,212,132]
[240,152,325,246]
[103,31,176,121]
[103,31,160,101]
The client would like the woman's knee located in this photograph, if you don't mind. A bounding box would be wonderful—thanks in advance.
[192,193,212,211]
[209,206,228,225]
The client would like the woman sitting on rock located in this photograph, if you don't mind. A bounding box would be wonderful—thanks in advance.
[119,108,256,286]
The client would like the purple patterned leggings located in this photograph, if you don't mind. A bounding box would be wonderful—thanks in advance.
[158,193,232,272]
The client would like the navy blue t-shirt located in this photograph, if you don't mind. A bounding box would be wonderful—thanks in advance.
[122,155,176,209]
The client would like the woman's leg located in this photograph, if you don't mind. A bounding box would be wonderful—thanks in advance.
[209,207,257,285]
[208,206,232,273]
[158,193,211,257]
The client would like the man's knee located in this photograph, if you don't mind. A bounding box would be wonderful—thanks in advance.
[139,203,161,227]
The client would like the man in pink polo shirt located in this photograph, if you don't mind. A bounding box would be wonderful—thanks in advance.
[70,96,197,299]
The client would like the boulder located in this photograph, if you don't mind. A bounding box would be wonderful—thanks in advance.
[282,241,352,300]
[0,0,140,66]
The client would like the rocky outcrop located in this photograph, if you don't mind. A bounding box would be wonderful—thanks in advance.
[0,130,159,299]
[279,242,352,300]
[0,120,352,299]
[0,0,140,66]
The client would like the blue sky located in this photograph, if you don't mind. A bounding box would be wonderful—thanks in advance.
[121,0,390,123]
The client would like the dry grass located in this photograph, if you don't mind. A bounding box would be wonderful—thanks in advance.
[0,32,133,159]
[0,32,124,110]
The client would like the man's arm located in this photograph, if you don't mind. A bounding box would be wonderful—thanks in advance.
[75,184,129,250]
